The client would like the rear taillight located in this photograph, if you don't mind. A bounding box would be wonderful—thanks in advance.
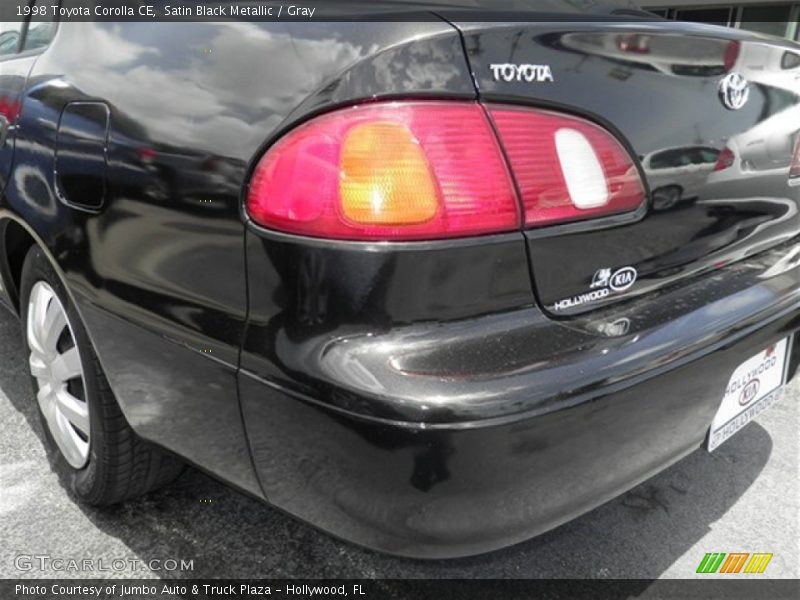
[246,101,647,240]
[790,136,800,181]
[246,102,519,241]
[724,41,741,72]
[137,147,156,164]
[617,34,650,54]
[0,98,20,123]
[714,146,736,172]
[489,106,645,226]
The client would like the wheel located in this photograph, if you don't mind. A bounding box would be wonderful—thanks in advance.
[651,186,682,211]
[20,245,184,505]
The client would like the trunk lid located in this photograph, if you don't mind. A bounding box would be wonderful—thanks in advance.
[450,19,800,315]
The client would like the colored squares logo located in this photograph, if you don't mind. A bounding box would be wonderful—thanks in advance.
[697,553,773,574]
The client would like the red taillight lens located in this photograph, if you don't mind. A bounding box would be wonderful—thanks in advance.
[137,147,156,164]
[714,146,736,172]
[247,101,648,239]
[724,41,741,72]
[790,137,800,180]
[489,106,645,227]
[246,102,520,241]
[0,98,20,123]
[617,34,650,54]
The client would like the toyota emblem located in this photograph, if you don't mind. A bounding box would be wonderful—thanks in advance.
[719,73,750,111]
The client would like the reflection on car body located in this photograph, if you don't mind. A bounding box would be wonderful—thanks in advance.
[0,0,797,560]
[642,146,719,210]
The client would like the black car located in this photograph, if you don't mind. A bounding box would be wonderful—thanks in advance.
[0,1,798,559]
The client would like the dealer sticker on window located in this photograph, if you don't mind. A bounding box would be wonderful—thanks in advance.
[707,337,790,452]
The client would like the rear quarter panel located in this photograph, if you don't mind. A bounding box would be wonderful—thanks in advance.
[1,18,474,494]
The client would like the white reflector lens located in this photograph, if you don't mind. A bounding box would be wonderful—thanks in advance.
[555,128,609,210]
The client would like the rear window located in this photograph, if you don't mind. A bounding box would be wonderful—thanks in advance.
[782,51,800,70]
[649,147,718,169]
[693,147,720,164]
[22,22,56,53]
[0,23,23,57]
[21,0,56,52]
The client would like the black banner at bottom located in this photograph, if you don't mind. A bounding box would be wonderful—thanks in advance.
[2,579,800,600]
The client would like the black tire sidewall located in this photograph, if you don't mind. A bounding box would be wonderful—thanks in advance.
[19,246,109,501]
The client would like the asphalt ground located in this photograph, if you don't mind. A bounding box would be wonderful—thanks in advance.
[0,303,798,580]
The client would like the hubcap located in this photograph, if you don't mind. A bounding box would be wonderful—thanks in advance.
[26,281,90,468]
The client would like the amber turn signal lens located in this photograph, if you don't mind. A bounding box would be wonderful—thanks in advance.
[339,122,439,225]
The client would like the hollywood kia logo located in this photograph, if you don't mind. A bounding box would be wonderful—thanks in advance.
[739,378,760,406]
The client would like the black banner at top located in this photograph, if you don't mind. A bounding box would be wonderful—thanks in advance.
[0,0,797,23]
[0,0,792,22]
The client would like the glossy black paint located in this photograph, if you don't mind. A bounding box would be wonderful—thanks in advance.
[0,50,36,196]
[243,237,799,424]
[0,16,484,499]
[239,20,798,556]
[0,7,797,558]
[240,230,534,417]
[238,229,799,556]
[454,22,800,315]
[241,328,800,559]
[55,101,110,211]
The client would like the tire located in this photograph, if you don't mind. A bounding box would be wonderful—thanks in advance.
[20,245,184,505]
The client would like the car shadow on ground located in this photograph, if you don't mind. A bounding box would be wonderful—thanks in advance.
[0,305,775,580]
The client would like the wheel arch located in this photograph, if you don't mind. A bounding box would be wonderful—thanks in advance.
[0,211,146,440]
[1,216,38,314]
[653,183,684,195]
[1,212,100,339]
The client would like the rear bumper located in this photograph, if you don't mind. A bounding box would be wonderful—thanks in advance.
[238,241,800,558]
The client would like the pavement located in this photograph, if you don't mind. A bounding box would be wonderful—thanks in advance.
[0,303,798,580]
